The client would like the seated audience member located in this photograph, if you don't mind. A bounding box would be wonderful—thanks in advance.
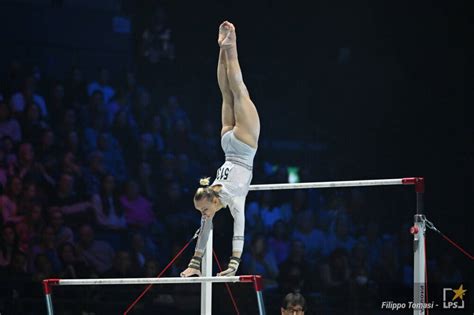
[292,211,325,261]
[324,214,356,256]
[76,224,115,274]
[0,223,21,267]
[259,191,287,233]
[268,220,291,265]
[58,242,95,278]
[32,253,55,282]
[87,67,115,104]
[20,102,49,144]
[103,250,138,278]
[120,179,155,229]
[129,232,155,270]
[242,234,279,289]
[82,151,107,196]
[29,225,62,273]
[0,101,22,143]
[22,203,45,244]
[49,208,74,246]
[92,174,127,230]
[1,176,24,224]
[278,240,310,277]
[319,248,351,309]
[281,292,306,315]
[51,173,92,227]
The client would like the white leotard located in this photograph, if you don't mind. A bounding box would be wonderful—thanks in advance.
[195,131,257,254]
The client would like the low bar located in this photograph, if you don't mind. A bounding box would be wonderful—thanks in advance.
[48,276,248,286]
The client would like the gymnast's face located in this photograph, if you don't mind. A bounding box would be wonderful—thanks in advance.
[194,197,222,219]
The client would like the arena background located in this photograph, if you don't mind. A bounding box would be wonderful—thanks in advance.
[0,0,471,314]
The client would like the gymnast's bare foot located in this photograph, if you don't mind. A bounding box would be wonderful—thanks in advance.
[218,21,236,49]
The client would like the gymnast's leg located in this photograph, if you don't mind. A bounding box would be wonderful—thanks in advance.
[218,23,235,137]
[219,21,260,148]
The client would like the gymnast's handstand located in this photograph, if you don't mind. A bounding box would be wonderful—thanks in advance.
[181,21,260,277]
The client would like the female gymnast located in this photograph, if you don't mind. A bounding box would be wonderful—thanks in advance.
[181,21,260,277]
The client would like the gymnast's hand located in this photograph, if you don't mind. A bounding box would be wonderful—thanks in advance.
[180,267,201,277]
[181,256,202,277]
[217,256,241,277]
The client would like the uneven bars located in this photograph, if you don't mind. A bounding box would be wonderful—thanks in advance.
[43,276,265,315]
[249,177,422,191]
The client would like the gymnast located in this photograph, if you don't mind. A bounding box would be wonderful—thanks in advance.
[181,21,260,277]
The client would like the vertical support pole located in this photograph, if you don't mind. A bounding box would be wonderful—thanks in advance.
[413,180,425,315]
[43,280,55,315]
[413,214,426,315]
[253,276,266,315]
[201,228,213,315]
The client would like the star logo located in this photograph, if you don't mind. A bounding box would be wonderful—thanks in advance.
[451,284,467,301]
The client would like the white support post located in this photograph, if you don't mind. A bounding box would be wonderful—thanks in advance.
[413,214,426,315]
[201,228,213,315]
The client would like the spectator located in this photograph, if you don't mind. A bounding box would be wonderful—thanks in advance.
[82,151,106,196]
[91,174,127,230]
[29,225,62,273]
[76,224,115,274]
[87,68,115,104]
[259,191,287,232]
[292,211,325,260]
[58,242,94,278]
[175,153,199,191]
[49,208,74,246]
[1,176,24,224]
[324,214,356,256]
[280,292,306,315]
[137,160,157,201]
[64,66,87,104]
[0,101,22,143]
[130,232,151,270]
[120,180,155,229]
[10,75,48,117]
[97,133,127,181]
[47,81,66,124]
[268,220,291,265]
[140,8,175,65]
[32,253,55,281]
[319,248,351,311]
[146,114,166,153]
[51,173,91,227]
[36,128,58,165]
[278,240,311,293]
[111,109,139,163]
[103,250,137,278]
[20,102,48,144]
[22,202,45,245]
[167,118,195,155]
[132,88,153,130]
[320,248,351,289]
[0,223,20,267]
[138,132,160,162]
[2,136,18,167]
[104,88,129,128]
[242,234,279,289]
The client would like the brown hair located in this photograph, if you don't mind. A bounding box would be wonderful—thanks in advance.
[194,177,221,202]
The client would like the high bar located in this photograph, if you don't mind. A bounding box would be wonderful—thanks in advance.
[249,177,422,191]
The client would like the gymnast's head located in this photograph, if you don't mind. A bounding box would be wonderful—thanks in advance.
[281,292,306,315]
[194,177,223,218]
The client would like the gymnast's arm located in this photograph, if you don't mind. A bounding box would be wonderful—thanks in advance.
[180,215,213,277]
[195,215,213,256]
